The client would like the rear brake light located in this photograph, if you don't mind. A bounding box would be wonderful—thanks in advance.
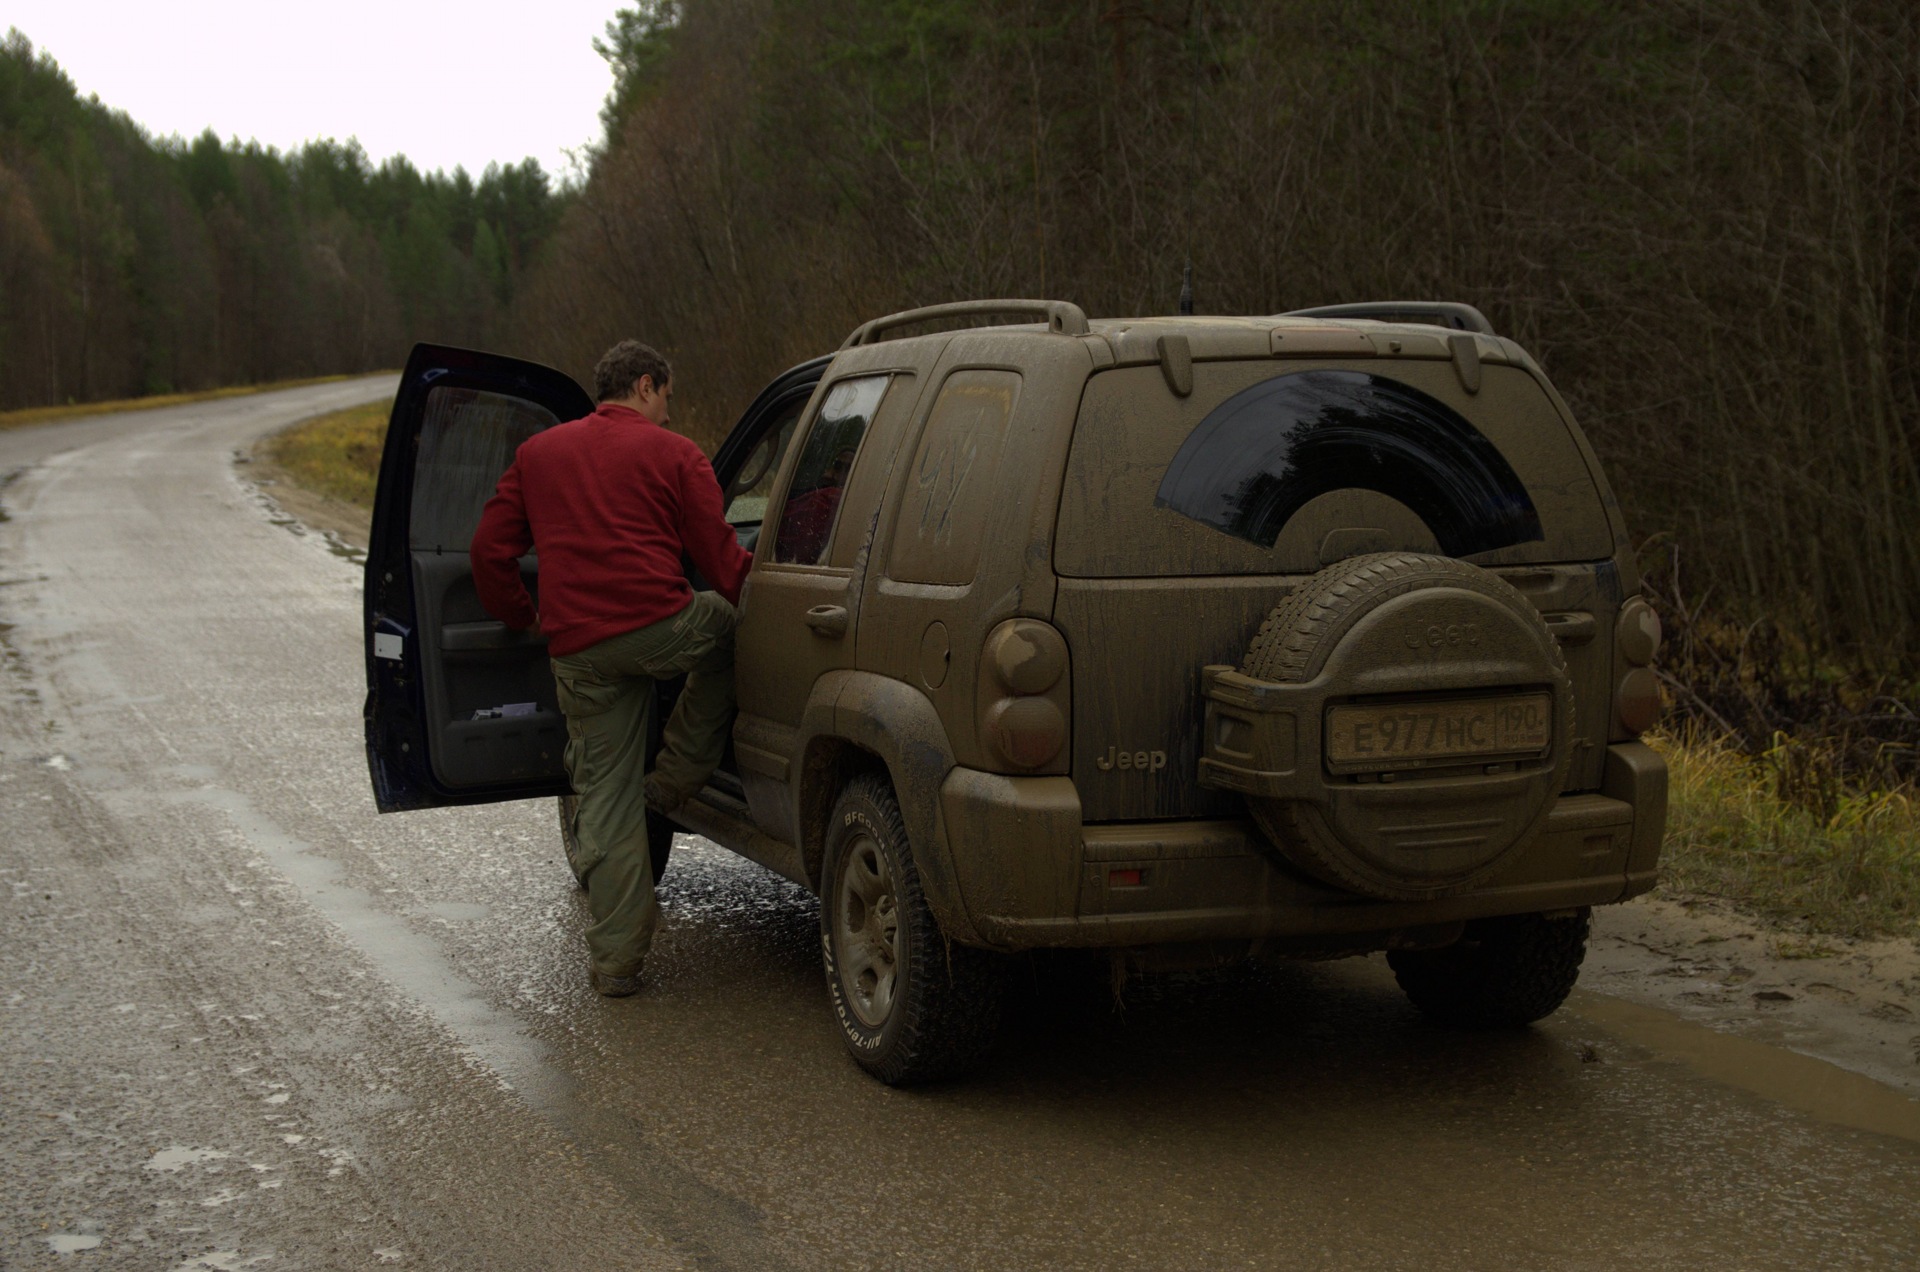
[981,619,1070,769]
[1614,598,1663,735]
[1617,598,1661,666]
[986,621,1067,694]
[985,697,1068,768]
[1616,668,1661,735]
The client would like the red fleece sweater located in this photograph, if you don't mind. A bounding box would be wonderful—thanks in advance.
[469,404,752,657]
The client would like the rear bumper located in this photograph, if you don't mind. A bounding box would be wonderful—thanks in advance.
[934,741,1669,951]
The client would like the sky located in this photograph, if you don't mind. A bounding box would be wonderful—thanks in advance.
[7,0,626,182]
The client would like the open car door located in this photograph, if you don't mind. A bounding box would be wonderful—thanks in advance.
[364,343,594,812]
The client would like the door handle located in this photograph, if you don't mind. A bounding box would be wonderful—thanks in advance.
[804,605,849,638]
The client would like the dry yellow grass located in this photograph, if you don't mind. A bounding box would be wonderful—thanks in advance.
[0,375,371,431]
[1653,729,1920,939]
[263,398,391,507]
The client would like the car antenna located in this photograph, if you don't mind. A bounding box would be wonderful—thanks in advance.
[1177,2,1200,316]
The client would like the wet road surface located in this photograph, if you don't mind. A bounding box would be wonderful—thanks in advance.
[2,383,1917,1269]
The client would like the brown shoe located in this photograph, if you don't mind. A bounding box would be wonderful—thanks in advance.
[590,964,644,997]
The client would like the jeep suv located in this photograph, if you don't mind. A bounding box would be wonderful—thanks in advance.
[363,299,1666,1084]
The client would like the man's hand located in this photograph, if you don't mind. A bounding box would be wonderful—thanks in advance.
[529,614,545,641]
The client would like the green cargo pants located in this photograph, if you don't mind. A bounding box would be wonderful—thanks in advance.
[548,591,738,978]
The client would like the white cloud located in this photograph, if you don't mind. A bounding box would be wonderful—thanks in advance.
[9,0,623,181]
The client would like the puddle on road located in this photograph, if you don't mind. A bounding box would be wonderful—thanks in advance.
[165,784,563,1109]
[321,532,367,564]
[161,786,801,1270]
[1571,989,1920,1144]
[146,1146,232,1173]
[234,463,367,566]
[0,466,20,521]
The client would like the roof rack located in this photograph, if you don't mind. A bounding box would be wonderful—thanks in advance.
[841,299,1089,349]
[1279,301,1495,337]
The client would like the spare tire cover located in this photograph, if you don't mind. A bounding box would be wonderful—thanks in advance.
[1241,552,1574,900]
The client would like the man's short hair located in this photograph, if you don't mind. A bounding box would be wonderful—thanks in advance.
[593,340,672,402]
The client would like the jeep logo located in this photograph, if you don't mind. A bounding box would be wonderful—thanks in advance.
[1096,747,1168,773]
[1406,622,1481,650]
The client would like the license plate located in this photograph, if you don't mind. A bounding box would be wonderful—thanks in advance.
[1326,693,1552,768]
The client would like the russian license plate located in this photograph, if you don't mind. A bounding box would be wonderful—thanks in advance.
[1327,693,1552,768]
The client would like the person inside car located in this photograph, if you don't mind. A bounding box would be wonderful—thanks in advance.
[773,445,855,564]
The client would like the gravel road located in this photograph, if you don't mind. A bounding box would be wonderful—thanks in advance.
[2,381,1917,1270]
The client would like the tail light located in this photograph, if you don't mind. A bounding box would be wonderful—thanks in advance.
[980,619,1069,769]
[1614,598,1662,736]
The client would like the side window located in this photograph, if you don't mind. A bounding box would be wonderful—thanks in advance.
[411,387,556,551]
[723,403,804,527]
[887,369,1021,586]
[770,375,890,566]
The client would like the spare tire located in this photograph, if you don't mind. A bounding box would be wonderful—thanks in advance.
[1238,552,1574,900]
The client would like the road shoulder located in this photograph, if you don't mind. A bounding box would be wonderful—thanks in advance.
[240,442,372,552]
[1586,892,1920,1095]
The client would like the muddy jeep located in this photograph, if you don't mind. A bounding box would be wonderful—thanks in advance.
[363,299,1666,1084]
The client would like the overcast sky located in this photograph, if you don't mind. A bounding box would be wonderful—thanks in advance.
[8,0,625,182]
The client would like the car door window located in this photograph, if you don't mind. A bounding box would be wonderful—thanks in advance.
[410,386,557,551]
[724,405,803,528]
[888,369,1021,585]
[771,375,890,566]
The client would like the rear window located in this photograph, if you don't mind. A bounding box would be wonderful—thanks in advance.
[1053,360,1611,577]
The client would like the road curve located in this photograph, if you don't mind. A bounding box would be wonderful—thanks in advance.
[2,382,1917,1269]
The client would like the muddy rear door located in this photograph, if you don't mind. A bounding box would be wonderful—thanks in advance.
[1051,354,1620,822]
[363,344,594,812]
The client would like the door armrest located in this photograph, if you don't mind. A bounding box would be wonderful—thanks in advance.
[441,621,544,652]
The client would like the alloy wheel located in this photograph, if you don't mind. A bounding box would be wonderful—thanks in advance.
[833,832,900,1028]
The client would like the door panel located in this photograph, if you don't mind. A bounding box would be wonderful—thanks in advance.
[364,343,593,813]
[411,553,565,789]
[732,371,922,837]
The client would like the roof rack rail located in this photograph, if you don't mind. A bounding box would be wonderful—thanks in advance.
[1279,301,1496,337]
[841,299,1089,349]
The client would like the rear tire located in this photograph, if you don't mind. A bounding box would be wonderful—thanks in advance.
[821,773,1003,1085]
[1387,908,1590,1027]
[558,793,672,890]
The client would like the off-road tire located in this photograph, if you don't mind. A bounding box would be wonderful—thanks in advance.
[557,793,672,890]
[1240,551,1573,900]
[820,773,1003,1085]
[1387,908,1590,1027]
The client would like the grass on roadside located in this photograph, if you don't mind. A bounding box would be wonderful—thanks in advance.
[263,398,391,507]
[0,374,373,431]
[1652,729,1920,941]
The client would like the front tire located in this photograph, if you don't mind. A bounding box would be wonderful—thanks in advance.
[821,773,1003,1084]
[1387,908,1590,1027]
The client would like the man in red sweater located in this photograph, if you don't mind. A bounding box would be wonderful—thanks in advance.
[471,340,752,997]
